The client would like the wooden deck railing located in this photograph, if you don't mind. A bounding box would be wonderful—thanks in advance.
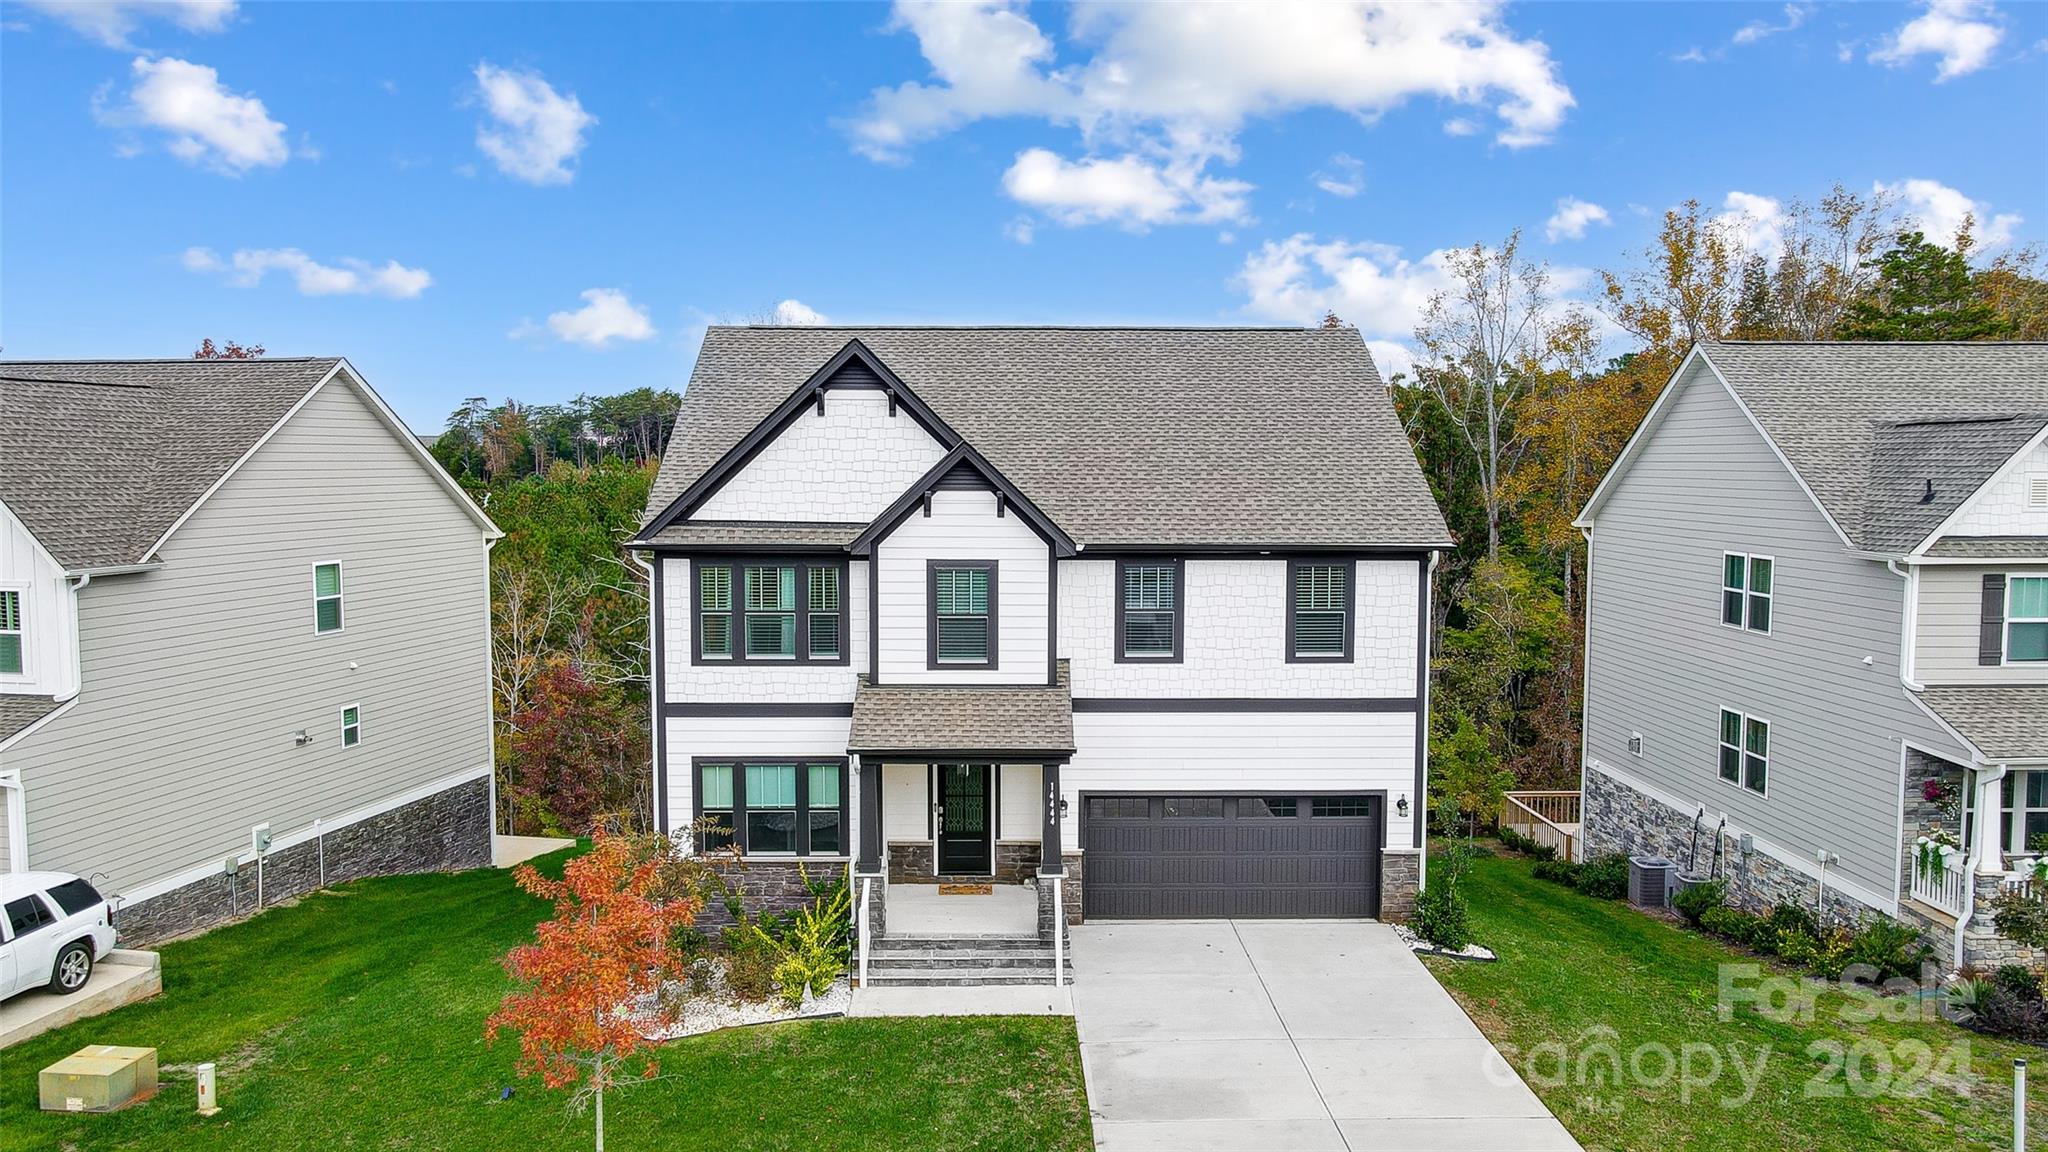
[1502,790,1582,862]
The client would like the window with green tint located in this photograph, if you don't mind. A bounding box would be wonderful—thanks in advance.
[699,565,733,658]
[744,567,796,658]
[808,567,841,659]
[699,764,735,852]
[2010,577,2048,663]
[933,566,992,665]
[1291,563,1348,657]
[1743,717,1769,794]
[1718,709,1742,783]
[1722,553,1773,632]
[1746,557,1773,632]
[341,705,361,748]
[314,564,344,633]
[0,590,21,675]
[745,764,797,853]
[1722,554,1745,625]
[808,764,843,854]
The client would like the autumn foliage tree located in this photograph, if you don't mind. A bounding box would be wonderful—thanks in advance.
[504,661,648,836]
[486,832,695,1152]
[193,337,265,359]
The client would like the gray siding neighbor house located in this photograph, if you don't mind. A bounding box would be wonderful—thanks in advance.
[0,359,500,944]
[1577,341,2048,969]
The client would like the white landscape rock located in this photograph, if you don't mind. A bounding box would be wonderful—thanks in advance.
[638,962,850,1041]
[1395,924,1497,962]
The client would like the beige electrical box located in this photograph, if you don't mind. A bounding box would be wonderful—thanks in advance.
[39,1045,159,1113]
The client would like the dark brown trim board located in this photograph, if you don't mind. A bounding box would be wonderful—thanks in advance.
[652,554,668,833]
[1415,555,1431,848]
[662,702,855,717]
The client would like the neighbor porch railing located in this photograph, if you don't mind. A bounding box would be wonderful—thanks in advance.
[1502,790,1581,862]
[1910,846,1970,917]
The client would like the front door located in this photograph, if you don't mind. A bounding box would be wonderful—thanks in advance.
[937,764,993,874]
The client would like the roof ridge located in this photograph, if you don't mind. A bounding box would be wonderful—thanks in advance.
[0,356,338,364]
[1708,339,2048,347]
[715,324,1341,333]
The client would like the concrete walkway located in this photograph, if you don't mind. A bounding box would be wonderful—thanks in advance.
[1069,920,1579,1152]
[0,949,161,1050]
[848,984,1072,1017]
[492,835,574,868]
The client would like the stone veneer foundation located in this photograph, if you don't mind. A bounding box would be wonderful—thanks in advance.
[1380,849,1420,922]
[695,857,852,931]
[1582,765,1874,926]
[116,776,492,947]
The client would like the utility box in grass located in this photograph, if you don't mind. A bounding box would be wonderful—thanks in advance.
[39,1045,158,1113]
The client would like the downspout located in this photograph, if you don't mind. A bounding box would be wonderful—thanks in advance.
[630,550,661,838]
[1887,559,1925,692]
[55,573,89,702]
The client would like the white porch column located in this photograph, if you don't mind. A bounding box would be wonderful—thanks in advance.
[1972,765,2009,875]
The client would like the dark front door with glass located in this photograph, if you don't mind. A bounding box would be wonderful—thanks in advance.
[937,764,993,874]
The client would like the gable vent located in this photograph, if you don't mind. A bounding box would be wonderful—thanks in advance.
[826,359,884,390]
[2030,474,2048,509]
[933,460,995,492]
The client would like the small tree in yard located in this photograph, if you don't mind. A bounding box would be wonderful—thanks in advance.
[486,832,696,1151]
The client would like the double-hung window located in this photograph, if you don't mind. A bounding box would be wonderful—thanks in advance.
[1288,560,1352,661]
[1721,553,1772,633]
[2008,576,2048,663]
[314,563,344,634]
[0,589,22,675]
[929,562,996,668]
[1718,708,1769,795]
[693,559,847,665]
[1117,560,1182,661]
[341,705,361,748]
[695,760,848,856]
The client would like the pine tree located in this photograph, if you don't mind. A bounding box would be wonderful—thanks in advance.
[1840,230,2013,341]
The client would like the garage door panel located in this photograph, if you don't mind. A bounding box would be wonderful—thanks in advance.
[1084,794,1381,919]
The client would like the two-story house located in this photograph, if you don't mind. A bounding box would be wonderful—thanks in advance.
[0,358,500,945]
[1577,341,2048,969]
[632,326,1449,947]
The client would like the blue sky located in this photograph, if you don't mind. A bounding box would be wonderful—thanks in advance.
[3,1,2044,432]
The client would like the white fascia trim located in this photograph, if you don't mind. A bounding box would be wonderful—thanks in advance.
[0,769,26,873]
[1909,420,2048,558]
[1573,345,1707,529]
[141,362,501,563]
[1586,756,1897,914]
[0,696,79,754]
[114,764,492,908]
[1893,555,2048,567]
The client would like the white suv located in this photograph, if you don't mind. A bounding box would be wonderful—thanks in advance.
[1,872,117,1001]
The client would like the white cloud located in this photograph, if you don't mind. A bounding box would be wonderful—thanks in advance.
[1733,3,1812,45]
[1879,177,2022,247]
[184,246,432,298]
[1715,191,1788,259]
[1870,0,2004,80]
[1004,216,1036,244]
[546,289,656,347]
[1313,153,1365,198]
[771,299,830,326]
[1672,46,1712,64]
[1442,117,1480,136]
[1001,147,1251,229]
[850,1,1572,228]
[472,62,596,185]
[1544,196,1610,242]
[97,55,287,173]
[23,0,233,48]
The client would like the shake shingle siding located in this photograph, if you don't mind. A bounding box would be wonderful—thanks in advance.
[1583,360,1963,903]
[4,380,492,897]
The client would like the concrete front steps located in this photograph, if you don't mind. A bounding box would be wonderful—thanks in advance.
[863,933,1072,987]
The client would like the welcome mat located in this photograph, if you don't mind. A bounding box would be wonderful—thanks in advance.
[937,883,993,896]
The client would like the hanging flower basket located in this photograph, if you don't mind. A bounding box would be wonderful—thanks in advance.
[1915,832,1960,883]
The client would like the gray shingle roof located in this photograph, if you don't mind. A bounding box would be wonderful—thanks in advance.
[1924,537,2048,559]
[1916,685,2048,761]
[849,662,1075,755]
[643,327,1450,549]
[0,695,62,743]
[0,359,340,569]
[642,521,865,547]
[1700,342,2048,552]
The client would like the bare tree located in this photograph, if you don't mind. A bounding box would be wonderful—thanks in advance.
[492,567,591,731]
[1414,230,1596,560]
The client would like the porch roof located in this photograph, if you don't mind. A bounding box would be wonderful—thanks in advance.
[1916,685,2048,762]
[849,661,1075,759]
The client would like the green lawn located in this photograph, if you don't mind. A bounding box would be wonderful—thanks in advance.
[1426,851,2047,1152]
[0,851,1091,1152]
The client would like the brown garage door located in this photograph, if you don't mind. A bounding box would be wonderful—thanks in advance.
[1081,794,1382,919]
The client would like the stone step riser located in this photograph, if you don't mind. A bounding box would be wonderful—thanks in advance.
[863,972,1069,987]
[868,956,1072,970]
[872,936,1050,952]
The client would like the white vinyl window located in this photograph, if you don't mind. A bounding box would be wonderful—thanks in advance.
[0,590,22,675]
[341,705,361,748]
[1721,553,1772,633]
[1718,708,1768,796]
[2008,576,2048,664]
[314,564,344,634]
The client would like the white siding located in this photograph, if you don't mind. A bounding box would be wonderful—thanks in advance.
[1064,711,1417,853]
[2,377,493,897]
[0,501,77,698]
[694,391,948,523]
[1916,563,2048,685]
[663,714,852,846]
[1944,439,2048,537]
[874,490,1051,685]
[1582,361,1964,901]
[661,557,867,703]
[998,763,1042,840]
[882,763,928,841]
[1062,558,1418,698]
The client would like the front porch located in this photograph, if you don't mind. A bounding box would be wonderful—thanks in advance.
[1902,746,2048,970]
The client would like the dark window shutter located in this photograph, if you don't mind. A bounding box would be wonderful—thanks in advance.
[1981,573,2007,665]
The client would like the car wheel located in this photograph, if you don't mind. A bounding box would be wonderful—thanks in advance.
[50,941,93,994]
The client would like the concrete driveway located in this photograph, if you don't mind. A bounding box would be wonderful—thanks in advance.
[1069,920,1580,1152]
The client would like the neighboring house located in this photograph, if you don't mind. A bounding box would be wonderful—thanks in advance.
[0,359,500,945]
[1576,341,2048,968]
[632,327,1448,939]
